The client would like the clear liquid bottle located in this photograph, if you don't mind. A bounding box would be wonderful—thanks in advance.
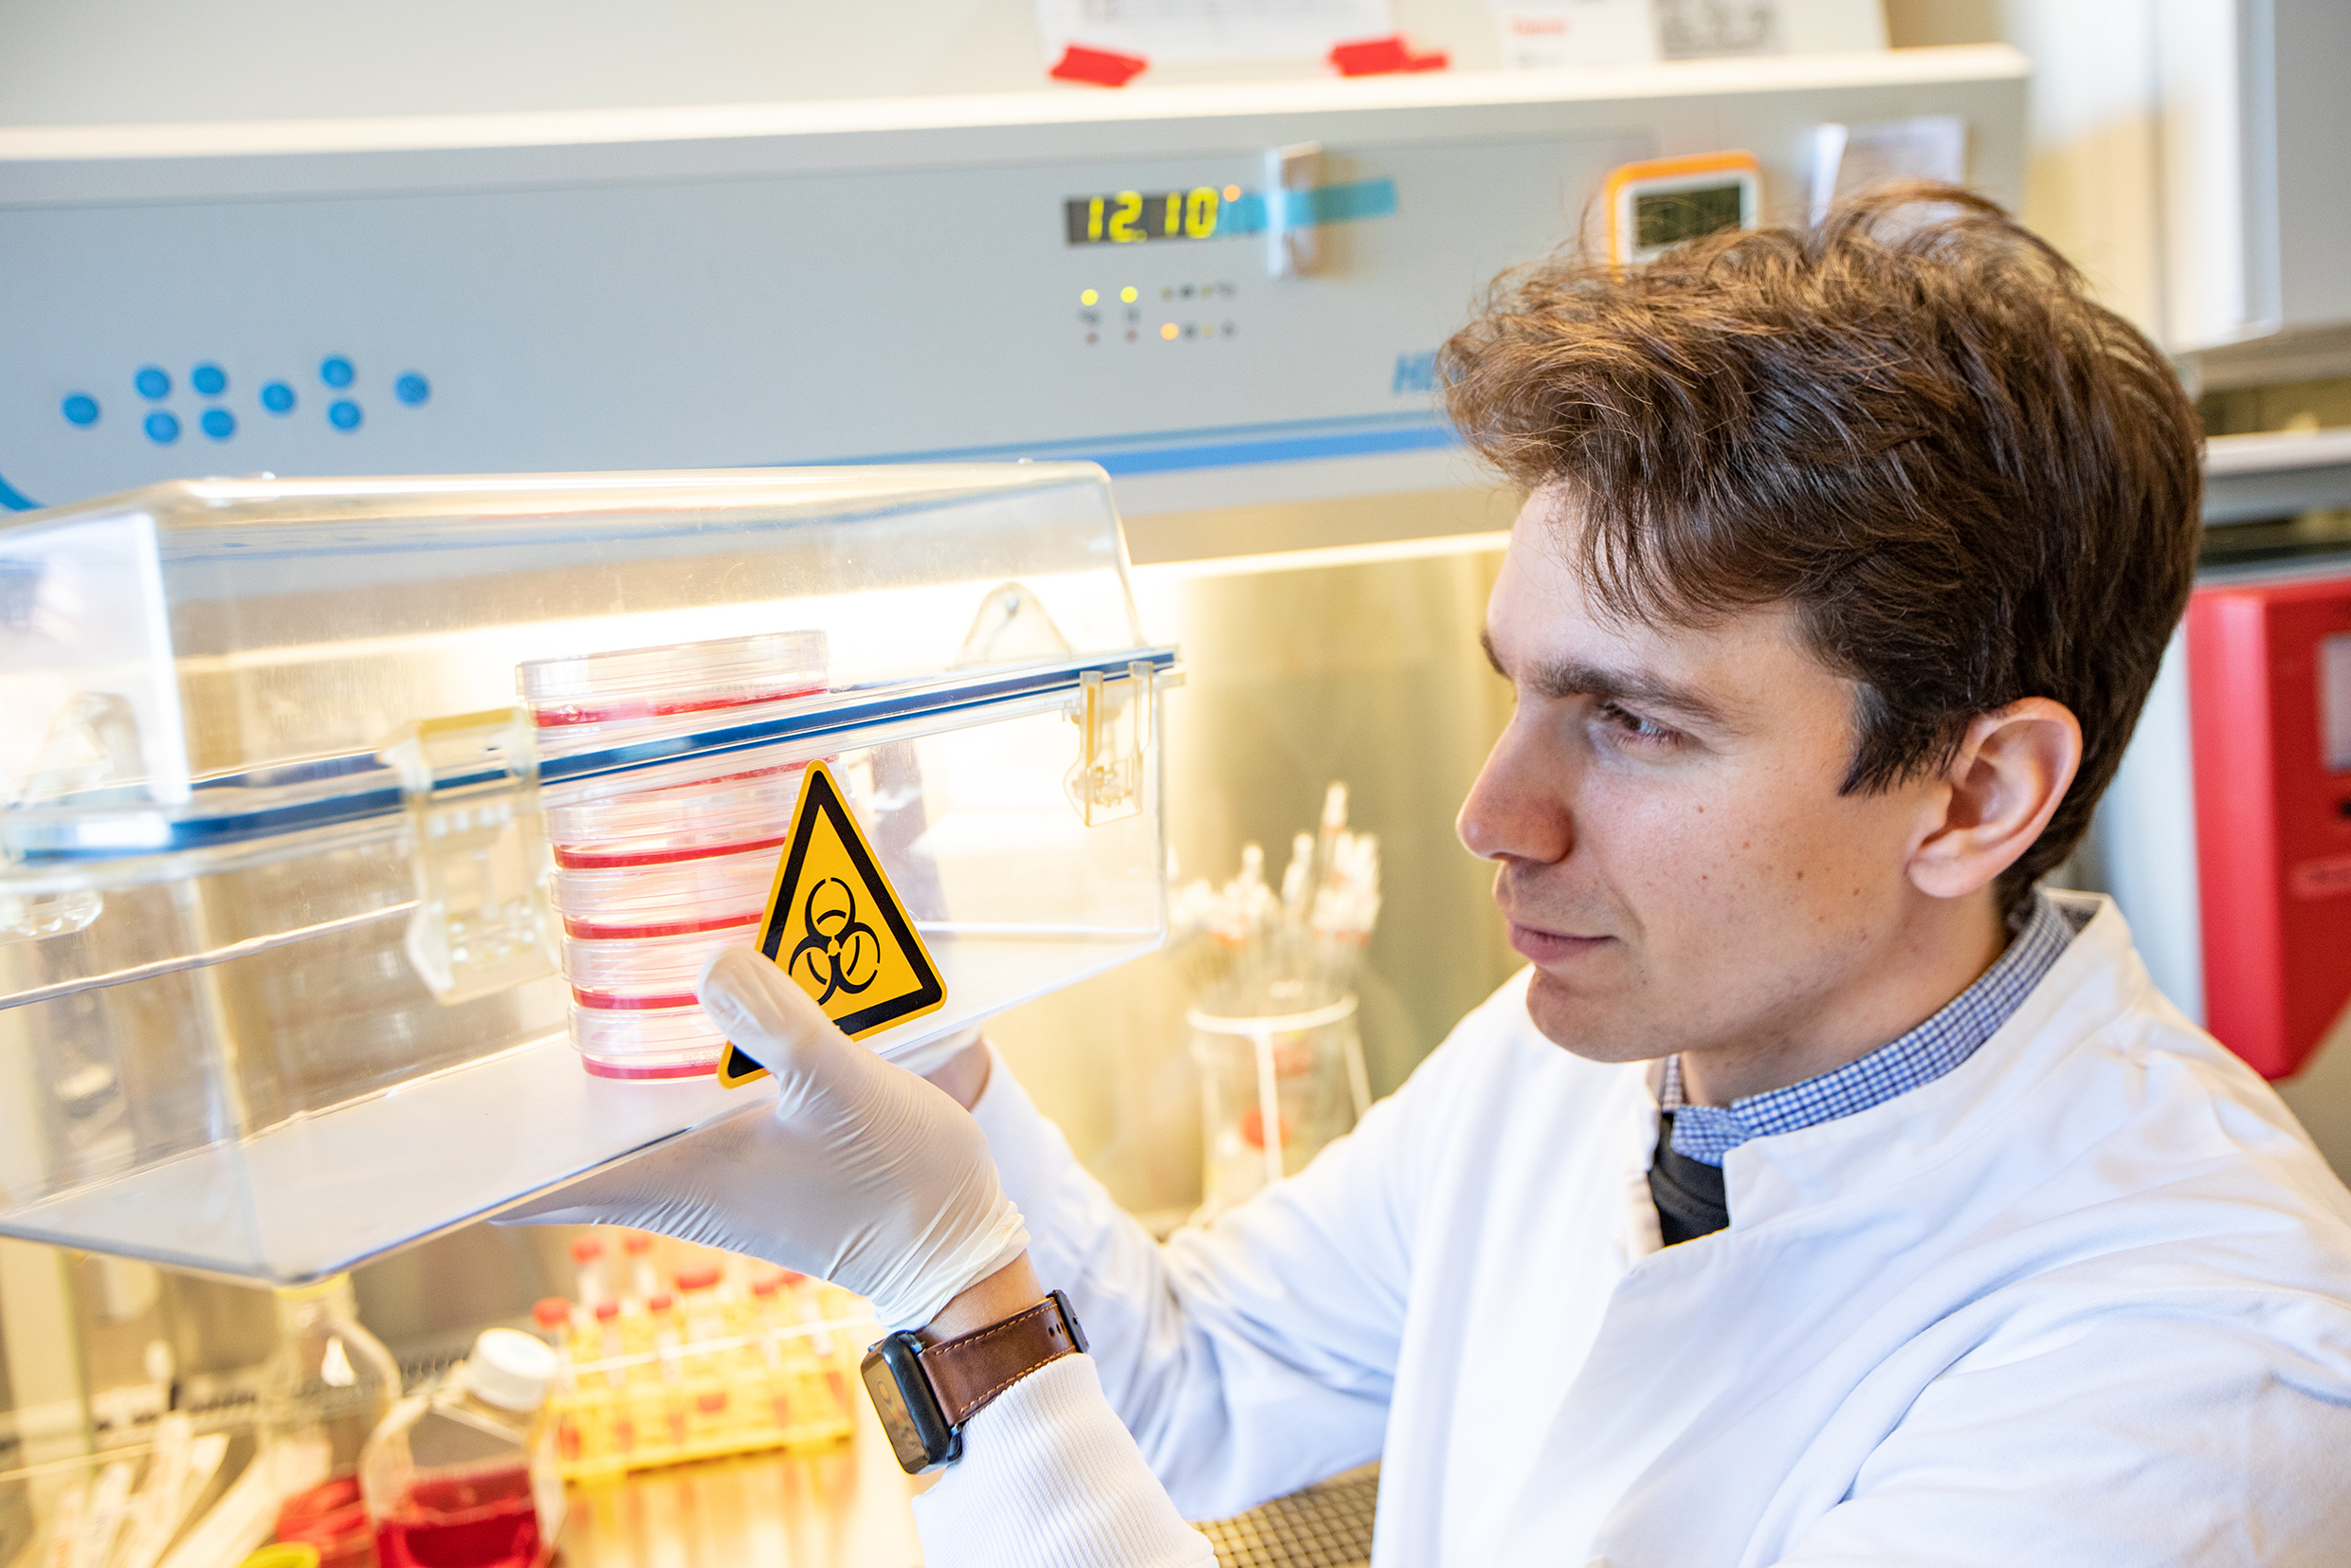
[260,1275,400,1568]
[360,1329,562,1568]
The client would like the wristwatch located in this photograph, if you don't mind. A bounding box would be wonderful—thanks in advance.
[860,1289,1089,1473]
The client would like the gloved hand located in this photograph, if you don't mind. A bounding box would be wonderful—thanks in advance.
[498,947,1028,1333]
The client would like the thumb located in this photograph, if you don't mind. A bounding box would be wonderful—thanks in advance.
[698,946,873,1093]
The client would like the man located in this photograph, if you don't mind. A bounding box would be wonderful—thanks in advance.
[512,188,2351,1565]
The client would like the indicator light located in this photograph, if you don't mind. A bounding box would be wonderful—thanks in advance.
[1224,184,1241,200]
[1160,322,1179,340]
[1120,286,1138,303]
[1081,288,1099,305]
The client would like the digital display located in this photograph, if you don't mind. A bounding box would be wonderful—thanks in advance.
[1634,183,1745,250]
[1066,187,1227,245]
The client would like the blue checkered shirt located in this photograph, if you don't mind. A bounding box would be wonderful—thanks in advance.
[1659,892,2087,1166]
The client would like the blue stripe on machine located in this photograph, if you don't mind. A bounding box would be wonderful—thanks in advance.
[810,410,1458,476]
[1216,180,1400,236]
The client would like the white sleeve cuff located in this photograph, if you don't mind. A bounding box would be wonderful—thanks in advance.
[910,1354,1215,1568]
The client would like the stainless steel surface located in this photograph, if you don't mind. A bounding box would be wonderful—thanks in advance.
[990,516,1523,1215]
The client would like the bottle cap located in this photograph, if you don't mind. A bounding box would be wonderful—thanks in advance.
[751,1276,779,1298]
[647,1292,674,1314]
[624,1233,653,1254]
[239,1546,322,1568]
[571,1235,605,1262]
[674,1266,720,1292]
[594,1300,621,1322]
[466,1327,557,1412]
[532,1298,572,1329]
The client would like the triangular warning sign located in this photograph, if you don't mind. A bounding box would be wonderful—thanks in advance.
[717,759,947,1088]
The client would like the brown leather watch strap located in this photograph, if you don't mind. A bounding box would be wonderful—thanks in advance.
[917,1293,1084,1430]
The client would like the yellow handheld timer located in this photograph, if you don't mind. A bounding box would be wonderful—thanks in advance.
[1602,151,1763,265]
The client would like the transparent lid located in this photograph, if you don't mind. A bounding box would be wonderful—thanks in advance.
[0,465,1142,885]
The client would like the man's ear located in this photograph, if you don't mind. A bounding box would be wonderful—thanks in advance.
[1906,699,2084,901]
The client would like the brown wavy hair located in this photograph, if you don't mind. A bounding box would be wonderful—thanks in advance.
[1439,182,2202,916]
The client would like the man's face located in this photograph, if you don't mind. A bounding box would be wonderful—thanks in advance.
[1460,490,1942,1079]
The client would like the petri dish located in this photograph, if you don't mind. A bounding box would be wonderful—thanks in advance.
[545,761,807,868]
[566,925,753,1012]
[569,1003,729,1080]
[548,843,779,940]
[519,630,828,729]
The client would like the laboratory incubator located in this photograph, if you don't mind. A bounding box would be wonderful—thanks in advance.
[0,464,1172,1285]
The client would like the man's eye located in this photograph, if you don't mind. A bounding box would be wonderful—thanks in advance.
[1597,702,1678,746]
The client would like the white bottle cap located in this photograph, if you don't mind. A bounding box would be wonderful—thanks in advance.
[466,1327,556,1412]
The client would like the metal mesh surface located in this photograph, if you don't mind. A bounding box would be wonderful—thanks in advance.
[1194,1465,1378,1568]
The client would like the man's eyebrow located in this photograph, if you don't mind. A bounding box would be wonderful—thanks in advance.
[1479,629,1732,728]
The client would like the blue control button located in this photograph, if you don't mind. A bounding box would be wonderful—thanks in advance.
[201,408,236,441]
[136,366,171,399]
[393,373,430,407]
[328,399,362,430]
[320,356,355,388]
[261,381,296,414]
[61,394,100,427]
[144,410,181,445]
[191,363,228,396]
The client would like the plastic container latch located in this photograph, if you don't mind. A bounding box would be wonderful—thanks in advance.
[1066,661,1156,827]
[1,691,147,945]
[378,707,556,1003]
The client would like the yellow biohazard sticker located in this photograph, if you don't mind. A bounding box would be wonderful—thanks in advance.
[716,759,947,1088]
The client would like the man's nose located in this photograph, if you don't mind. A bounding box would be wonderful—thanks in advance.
[1457,717,1573,865]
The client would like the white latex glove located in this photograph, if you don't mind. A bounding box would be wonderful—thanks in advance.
[499,946,1028,1333]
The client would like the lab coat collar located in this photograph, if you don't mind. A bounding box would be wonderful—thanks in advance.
[1716,890,2147,1226]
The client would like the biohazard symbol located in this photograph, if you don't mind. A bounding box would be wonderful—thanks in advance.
[787,877,881,1004]
[717,758,947,1089]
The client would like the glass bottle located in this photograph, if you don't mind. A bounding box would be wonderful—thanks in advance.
[259,1275,400,1568]
[360,1328,563,1568]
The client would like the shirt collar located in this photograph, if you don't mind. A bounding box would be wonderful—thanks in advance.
[1659,890,2087,1166]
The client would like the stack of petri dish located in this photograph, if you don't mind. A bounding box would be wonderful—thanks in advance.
[519,632,829,1079]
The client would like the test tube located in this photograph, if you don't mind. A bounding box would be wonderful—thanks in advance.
[646,1292,686,1448]
[532,1298,575,1386]
[674,1266,725,1346]
[570,1234,608,1312]
[593,1300,627,1390]
[624,1233,661,1305]
[750,1275,788,1372]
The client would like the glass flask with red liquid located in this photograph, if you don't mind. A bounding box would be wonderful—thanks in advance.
[360,1329,563,1568]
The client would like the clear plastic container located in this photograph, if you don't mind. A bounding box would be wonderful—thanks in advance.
[261,1276,400,1568]
[1189,997,1371,1223]
[0,465,1169,1283]
[359,1329,563,1568]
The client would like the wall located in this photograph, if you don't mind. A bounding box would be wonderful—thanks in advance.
[0,0,1516,126]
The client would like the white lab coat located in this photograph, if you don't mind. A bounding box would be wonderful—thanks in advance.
[970,893,2351,1565]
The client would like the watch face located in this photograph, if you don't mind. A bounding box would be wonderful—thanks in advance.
[861,1335,959,1473]
[862,1350,935,1472]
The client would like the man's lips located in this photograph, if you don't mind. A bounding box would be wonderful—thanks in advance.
[1506,921,1613,965]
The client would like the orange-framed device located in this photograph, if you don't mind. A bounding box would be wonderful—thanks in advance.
[1602,150,1763,264]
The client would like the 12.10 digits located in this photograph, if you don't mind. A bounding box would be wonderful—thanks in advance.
[1065,187,1224,245]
